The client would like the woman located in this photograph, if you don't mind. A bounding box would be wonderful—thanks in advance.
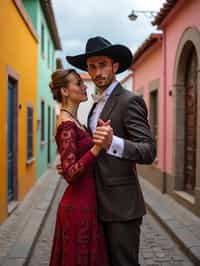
[49,69,110,266]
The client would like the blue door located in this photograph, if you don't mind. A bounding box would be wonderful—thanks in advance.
[8,78,15,202]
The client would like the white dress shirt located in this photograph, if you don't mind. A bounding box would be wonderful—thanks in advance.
[89,81,124,158]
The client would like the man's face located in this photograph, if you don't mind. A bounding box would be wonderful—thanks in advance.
[86,56,119,91]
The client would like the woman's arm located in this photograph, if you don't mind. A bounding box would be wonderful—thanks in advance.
[58,122,99,184]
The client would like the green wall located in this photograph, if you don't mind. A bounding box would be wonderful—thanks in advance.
[23,0,57,178]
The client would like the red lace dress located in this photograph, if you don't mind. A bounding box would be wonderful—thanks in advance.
[49,121,109,266]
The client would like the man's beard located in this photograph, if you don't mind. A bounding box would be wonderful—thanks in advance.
[94,76,113,89]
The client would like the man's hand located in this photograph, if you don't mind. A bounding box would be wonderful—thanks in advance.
[93,119,113,150]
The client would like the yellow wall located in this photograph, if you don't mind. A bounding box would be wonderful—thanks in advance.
[0,1,38,223]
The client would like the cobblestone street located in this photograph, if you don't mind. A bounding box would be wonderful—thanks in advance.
[27,180,194,266]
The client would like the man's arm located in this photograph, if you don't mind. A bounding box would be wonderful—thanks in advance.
[106,95,156,162]
[122,95,156,163]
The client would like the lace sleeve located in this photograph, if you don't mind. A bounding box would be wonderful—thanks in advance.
[57,122,96,184]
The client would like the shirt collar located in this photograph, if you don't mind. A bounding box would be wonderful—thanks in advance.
[102,80,119,97]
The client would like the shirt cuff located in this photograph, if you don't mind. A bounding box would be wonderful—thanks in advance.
[107,135,124,158]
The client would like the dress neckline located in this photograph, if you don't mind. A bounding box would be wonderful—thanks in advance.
[56,120,88,137]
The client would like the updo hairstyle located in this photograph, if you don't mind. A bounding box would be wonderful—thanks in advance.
[49,69,77,103]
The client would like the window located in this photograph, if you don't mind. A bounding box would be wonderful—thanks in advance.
[41,23,45,56]
[41,101,45,142]
[150,90,158,147]
[27,106,33,160]
[52,108,55,136]
[48,40,50,67]
[52,51,54,70]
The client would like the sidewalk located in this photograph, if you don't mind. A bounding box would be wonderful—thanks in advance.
[140,177,200,266]
[0,166,199,266]
[0,162,61,266]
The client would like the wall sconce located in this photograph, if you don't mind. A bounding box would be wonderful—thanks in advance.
[128,10,157,21]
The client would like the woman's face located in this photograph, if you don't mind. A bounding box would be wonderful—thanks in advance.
[62,73,88,104]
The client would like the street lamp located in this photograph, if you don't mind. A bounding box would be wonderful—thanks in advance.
[128,10,157,21]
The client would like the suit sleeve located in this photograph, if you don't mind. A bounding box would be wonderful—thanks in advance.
[122,95,156,164]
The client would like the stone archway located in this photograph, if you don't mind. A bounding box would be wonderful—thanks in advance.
[173,27,200,199]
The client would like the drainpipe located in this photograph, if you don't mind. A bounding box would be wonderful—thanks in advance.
[162,30,167,193]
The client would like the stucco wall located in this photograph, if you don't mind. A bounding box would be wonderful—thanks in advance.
[0,0,38,222]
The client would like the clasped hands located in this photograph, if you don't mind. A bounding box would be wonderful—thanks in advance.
[93,119,113,150]
[56,119,113,175]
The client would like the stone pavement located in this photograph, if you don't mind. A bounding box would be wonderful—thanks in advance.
[0,162,61,266]
[0,162,197,266]
[27,178,193,266]
[140,177,200,266]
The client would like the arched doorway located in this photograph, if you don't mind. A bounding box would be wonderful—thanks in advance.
[173,27,200,197]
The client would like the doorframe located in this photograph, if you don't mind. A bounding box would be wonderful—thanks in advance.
[173,27,200,194]
[6,65,19,205]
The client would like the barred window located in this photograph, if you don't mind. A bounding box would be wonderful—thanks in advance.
[27,106,33,160]
[48,40,50,66]
[52,108,55,136]
[41,101,45,142]
[41,23,45,56]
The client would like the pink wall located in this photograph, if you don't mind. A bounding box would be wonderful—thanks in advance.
[163,0,200,173]
[133,43,163,169]
[133,0,200,175]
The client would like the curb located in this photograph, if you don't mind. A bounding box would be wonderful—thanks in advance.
[146,203,200,266]
[1,167,61,266]
[140,177,200,266]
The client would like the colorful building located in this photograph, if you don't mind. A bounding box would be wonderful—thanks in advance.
[23,0,62,178]
[132,33,163,189]
[0,0,38,223]
[132,0,200,217]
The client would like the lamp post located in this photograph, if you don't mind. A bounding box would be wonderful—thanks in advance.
[128,10,157,21]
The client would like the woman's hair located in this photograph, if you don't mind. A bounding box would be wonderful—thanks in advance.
[49,68,77,103]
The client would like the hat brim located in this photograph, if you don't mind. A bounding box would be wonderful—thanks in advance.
[66,45,133,74]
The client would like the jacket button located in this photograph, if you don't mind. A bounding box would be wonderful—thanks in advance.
[113,150,117,154]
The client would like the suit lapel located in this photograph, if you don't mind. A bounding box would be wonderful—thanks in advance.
[87,102,97,134]
[100,83,122,121]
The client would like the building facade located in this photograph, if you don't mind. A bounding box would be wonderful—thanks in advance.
[23,0,62,178]
[132,33,163,190]
[132,0,200,217]
[0,0,38,223]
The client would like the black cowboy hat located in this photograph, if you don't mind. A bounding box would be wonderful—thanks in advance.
[66,36,133,74]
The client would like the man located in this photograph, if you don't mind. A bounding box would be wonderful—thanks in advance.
[65,36,156,266]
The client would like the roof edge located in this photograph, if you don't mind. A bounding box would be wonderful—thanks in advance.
[40,0,62,50]
[132,33,162,66]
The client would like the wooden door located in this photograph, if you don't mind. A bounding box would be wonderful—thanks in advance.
[184,49,197,192]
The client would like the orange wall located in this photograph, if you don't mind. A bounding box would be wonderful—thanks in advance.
[0,1,38,223]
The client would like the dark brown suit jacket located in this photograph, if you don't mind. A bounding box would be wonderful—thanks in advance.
[88,83,156,222]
